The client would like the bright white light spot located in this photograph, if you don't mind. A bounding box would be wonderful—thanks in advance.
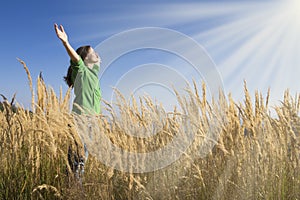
[289,0,300,8]
[286,0,300,19]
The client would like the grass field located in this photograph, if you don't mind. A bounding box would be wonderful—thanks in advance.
[0,60,299,199]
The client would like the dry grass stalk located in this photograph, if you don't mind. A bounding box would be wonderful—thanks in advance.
[17,58,35,112]
[1,61,299,199]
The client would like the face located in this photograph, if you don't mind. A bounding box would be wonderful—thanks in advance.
[85,48,101,64]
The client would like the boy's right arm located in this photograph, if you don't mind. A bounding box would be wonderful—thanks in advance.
[54,23,80,63]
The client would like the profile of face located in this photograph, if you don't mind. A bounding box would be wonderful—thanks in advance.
[85,47,101,65]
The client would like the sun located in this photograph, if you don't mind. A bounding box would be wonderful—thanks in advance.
[290,0,300,8]
[286,0,300,19]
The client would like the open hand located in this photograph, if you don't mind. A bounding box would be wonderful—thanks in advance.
[54,23,68,43]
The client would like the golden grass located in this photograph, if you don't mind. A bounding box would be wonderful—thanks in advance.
[0,60,299,199]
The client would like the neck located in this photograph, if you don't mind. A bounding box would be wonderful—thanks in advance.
[84,61,95,69]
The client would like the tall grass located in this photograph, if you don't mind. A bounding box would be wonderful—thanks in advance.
[0,60,299,199]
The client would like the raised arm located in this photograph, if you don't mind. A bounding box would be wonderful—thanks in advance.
[54,23,80,63]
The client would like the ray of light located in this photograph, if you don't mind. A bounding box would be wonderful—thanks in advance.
[76,0,300,107]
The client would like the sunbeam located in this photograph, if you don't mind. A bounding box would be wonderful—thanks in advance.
[74,0,300,109]
[187,0,300,104]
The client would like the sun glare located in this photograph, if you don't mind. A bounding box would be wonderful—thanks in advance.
[182,0,300,106]
[286,0,300,19]
[290,0,300,8]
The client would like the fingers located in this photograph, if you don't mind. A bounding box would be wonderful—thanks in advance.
[54,23,64,32]
[60,25,65,33]
[54,23,60,34]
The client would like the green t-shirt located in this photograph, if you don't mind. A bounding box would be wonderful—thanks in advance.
[70,58,101,114]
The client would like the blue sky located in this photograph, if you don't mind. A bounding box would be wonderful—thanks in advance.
[1,0,299,112]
